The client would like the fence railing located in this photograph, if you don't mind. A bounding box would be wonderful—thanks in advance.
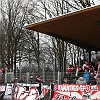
[4,71,62,84]
[3,71,100,86]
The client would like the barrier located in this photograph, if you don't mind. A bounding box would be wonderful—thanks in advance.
[0,85,5,92]
[14,83,50,100]
[3,83,14,99]
[1,83,100,100]
[0,83,50,100]
[0,85,5,98]
[52,84,100,100]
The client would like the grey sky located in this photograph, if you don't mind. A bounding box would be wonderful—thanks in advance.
[94,0,100,5]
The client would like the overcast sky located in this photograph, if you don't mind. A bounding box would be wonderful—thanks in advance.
[94,0,100,5]
[0,0,100,20]
[35,0,100,5]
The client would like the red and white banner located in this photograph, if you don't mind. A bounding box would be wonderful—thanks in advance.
[52,84,100,100]
[0,85,5,92]
[2,83,100,100]
[14,84,50,100]
[3,83,14,99]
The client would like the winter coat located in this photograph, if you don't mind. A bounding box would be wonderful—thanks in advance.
[76,77,87,84]
[63,73,72,83]
[77,69,84,78]
[89,76,97,85]
[83,72,90,83]
[96,74,100,85]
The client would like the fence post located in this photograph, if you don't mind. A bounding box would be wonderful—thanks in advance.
[26,72,29,83]
[5,73,7,83]
[42,63,45,82]
[12,72,14,80]
[58,71,61,84]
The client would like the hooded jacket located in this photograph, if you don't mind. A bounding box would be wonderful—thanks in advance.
[76,77,87,84]
[83,72,90,83]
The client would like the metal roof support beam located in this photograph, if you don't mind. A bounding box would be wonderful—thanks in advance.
[88,50,91,63]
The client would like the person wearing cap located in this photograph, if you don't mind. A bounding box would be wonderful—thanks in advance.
[76,77,87,85]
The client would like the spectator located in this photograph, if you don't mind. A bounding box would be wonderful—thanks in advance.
[2,68,5,78]
[19,75,25,83]
[71,66,76,84]
[89,73,97,85]
[30,75,34,83]
[83,68,90,84]
[17,67,20,73]
[62,77,69,84]
[67,65,73,73]
[0,68,2,74]
[75,63,81,77]
[77,67,84,78]
[95,59,100,85]
[94,71,97,77]
[36,75,43,83]
[96,74,100,85]
[71,66,76,78]
[63,71,71,84]
[0,69,2,78]
[76,77,87,84]
[5,67,8,73]
[64,71,70,79]
[90,65,95,73]
[96,59,100,79]
[82,59,90,71]
[67,65,74,84]
[95,64,98,72]
[11,77,18,83]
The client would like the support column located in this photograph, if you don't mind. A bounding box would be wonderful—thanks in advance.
[88,50,91,63]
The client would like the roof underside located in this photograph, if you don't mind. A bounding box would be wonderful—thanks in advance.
[25,5,100,51]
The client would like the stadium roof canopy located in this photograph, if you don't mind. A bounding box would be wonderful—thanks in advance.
[25,5,100,51]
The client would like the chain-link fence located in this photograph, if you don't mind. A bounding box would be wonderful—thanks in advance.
[4,71,100,85]
[4,71,63,84]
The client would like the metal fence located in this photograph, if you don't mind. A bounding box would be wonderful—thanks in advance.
[4,71,100,85]
[5,71,62,84]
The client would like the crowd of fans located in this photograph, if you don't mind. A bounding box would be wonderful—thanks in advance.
[11,74,43,84]
[0,66,43,84]
[1,58,100,86]
[62,59,100,85]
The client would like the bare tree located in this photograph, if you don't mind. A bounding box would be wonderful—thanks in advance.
[0,0,96,80]
[0,0,37,73]
[35,0,95,73]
